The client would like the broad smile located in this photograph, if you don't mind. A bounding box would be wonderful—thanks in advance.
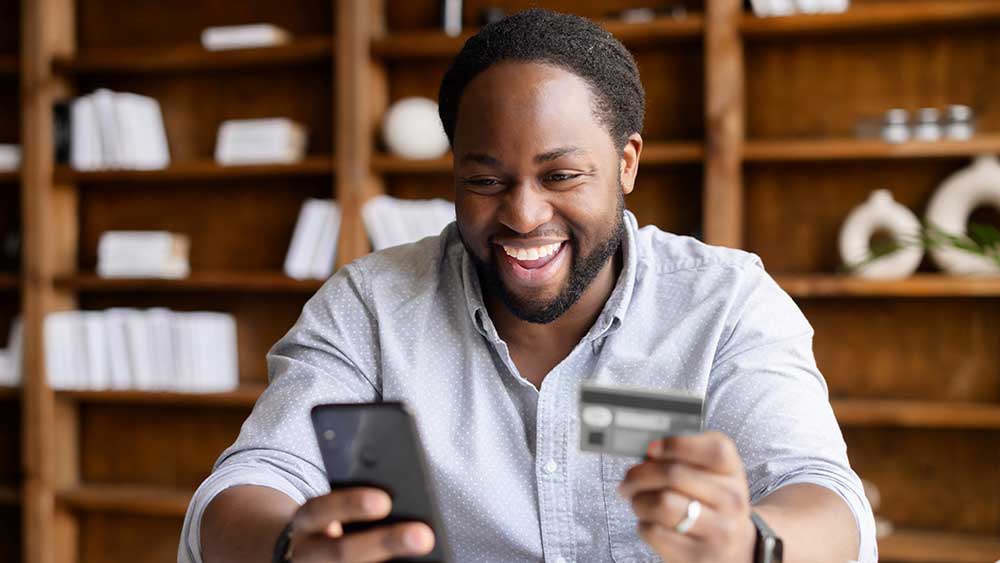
[495,240,570,287]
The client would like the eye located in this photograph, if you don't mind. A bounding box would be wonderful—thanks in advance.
[461,177,505,194]
[544,172,584,185]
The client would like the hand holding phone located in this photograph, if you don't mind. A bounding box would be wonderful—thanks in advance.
[287,486,436,562]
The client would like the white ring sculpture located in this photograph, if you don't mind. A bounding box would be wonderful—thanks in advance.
[925,155,1000,275]
[839,190,924,279]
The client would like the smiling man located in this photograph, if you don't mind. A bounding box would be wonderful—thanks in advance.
[182,9,876,563]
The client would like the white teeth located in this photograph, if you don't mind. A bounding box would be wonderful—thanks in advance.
[503,242,562,261]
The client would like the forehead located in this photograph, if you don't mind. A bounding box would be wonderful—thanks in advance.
[453,61,611,153]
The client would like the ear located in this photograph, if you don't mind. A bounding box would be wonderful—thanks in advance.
[619,133,643,196]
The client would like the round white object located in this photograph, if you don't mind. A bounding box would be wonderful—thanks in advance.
[581,405,614,428]
[382,97,450,160]
[839,189,924,279]
[925,155,1000,275]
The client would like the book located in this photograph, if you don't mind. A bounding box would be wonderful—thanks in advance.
[201,24,292,51]
[215,118,307,165]
[69,90,171,171]
[0,144,21,172]
[0,317,22,387]
[97,231,190,279]
[362,195,456,251]
[284,199,340,280]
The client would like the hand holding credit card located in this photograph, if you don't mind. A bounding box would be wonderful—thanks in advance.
[578,381,704,458]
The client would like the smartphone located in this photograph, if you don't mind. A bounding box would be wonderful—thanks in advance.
[310,402,452,563]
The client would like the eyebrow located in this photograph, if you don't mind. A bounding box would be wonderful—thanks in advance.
[458,146,586,167]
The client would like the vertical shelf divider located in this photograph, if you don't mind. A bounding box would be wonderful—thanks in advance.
[704,0,745,248]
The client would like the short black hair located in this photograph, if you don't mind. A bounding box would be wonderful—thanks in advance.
[438,8,645,151]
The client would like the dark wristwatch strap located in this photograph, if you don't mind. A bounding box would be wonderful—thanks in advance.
[272,521,294,563]
[750,511,783,563]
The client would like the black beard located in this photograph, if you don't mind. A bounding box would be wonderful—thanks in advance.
[469,197,625,325]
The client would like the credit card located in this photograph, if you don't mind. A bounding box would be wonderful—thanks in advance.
[578,382,704,458]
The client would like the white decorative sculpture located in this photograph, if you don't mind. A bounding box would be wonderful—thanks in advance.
[925,155,1000,275]
[839,190,923,279]
[382,97,451,160]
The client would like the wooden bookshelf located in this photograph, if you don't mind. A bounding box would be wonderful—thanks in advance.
[776,274,1000,298]
[0,387,18,400]
[740,1,1000,37]
[52,36,333,74]
[833,399,1000,429]
[58,157,334,183]
[57,484,191,518]
[878,528,1000,563]
[55,272,324,293]
[745,135,1000,162]
[57,385,264,408]
[12,2,1000,563]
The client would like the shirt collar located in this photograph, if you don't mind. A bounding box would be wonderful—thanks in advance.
[458,210,639,342]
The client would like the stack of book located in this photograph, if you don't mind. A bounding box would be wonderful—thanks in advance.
[215,118,307,165]
[68,89,171,171]
[97,231,191,279]
[201,24,292,51]
[362,195,456,251]
[0,144,20,172]
[284,199,341,280]
[749,0,848,16]
[0,318,22,387]
[44,309,238,392]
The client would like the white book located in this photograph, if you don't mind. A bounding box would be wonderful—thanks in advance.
[97,231,190,278]
[310,201,341,279]
[147,308,176,390]
[71,95,103,171]
[172,313,194,391]
[0,144,21,172]
[1,317,22,387]
[123,309,155,390]
[193,313,238,392]
[215,118,307,165]
[92,89,124,168]
[114,92,170,170]
[104,309,132,389]
[82,312,109,390]
[284,199,330,279]
[44,312,75,389]
[201,24,291,51]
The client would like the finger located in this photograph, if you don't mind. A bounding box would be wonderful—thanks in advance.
[646,432,743,475]
[637,521,697,561]
[293,521,435,563]
[293,488,392,535]
[619,460,748,513]
[631,489,719,539]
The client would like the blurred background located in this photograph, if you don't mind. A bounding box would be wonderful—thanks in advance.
[1,0,999,562]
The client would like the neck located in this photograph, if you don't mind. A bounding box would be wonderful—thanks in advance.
[486,248,622,350]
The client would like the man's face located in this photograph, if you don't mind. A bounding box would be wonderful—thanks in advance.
[452,61,633,324]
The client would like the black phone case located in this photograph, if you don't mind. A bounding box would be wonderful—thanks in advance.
[310,402,452,563]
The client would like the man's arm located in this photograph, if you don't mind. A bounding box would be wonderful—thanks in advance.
[201,486,298,563]
[755,483,859,562]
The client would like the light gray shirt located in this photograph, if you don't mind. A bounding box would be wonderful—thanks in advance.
[179,211,877,563]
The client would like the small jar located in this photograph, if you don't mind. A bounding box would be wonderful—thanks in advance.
[913,107,942,142]
[881,109,910,144]
[944,104,975,141]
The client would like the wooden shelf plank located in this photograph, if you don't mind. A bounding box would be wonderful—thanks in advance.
[0,171,19,183]
[57,156,334,183]
[776,274,1000,298]
[0,272,19,290]
[745,135,1000,162]
[57,484,192,517]
[0,54,16,75]
[57,384,264,408]
[52,36,333,74]
[371,142,702,174]
[0,387,19,400]
[879,528,1000,563]
[833,399,1000,429]
[371,15,703,58]
[741,1,1000,37]
[55,272,324,293]
[0,485,19,506]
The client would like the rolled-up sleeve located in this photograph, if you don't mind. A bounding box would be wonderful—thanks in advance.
[706,258,878,563]
[178,264,381,563]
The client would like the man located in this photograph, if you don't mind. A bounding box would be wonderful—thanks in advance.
[181,9,876,563]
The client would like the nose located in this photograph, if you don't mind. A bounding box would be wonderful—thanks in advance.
[497,179,554,235]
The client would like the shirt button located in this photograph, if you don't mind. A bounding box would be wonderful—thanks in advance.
[544,460,558,474]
